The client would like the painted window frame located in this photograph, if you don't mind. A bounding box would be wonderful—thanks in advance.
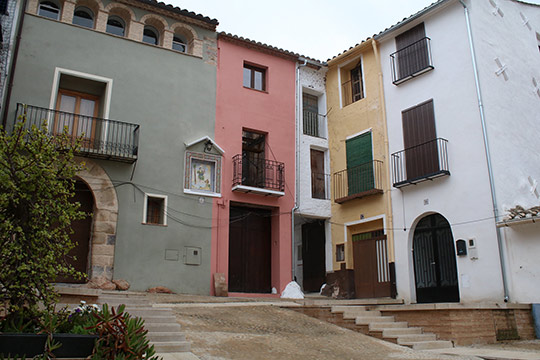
[183,151,222,198]
[337,55,366,108]
[143,193,167,226]
[243,62,267,91]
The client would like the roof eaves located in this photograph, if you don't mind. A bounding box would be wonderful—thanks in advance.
[134,0,219,27]
[219,32,301,61]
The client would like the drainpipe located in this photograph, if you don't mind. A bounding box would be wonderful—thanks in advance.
[2,0,27,127]
[291,59,308,282]
[459,0,509,302]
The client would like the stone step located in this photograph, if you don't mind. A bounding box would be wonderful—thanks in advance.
[145,323,183,333]
[331,306,367,314]
[147,332,186,342]
[123,308,173,317]
[396,333,437,344]
[355,316,394,325]
[369,321,408,331]
[354,310,381,317]
[152,341,191,353]
[382,327,423,337]
[140,315,178,324]
[409,340,454,350]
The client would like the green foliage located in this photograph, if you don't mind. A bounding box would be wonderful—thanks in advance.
[0,116,87,315]
[89,304,161,360]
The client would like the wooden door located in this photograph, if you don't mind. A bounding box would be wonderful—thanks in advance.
[345,132,373,195]
[311,149,325,199]
[303,93,319,137]
[57,181,93,283]
[395,23,429,79]
[241,131,265,188]
[228,206,272,293]
[301,221,326,292]
[402,100,438,181]
[55,89,99,148]
[413,214,459,303]
[352,230,391,298]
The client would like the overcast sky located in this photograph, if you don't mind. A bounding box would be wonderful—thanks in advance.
[169,0,540,61]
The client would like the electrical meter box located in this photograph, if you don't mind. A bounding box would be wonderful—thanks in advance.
[184,246,202,265]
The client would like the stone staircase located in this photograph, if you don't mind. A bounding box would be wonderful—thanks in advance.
[97,291,191,353]
[331,305,453,350]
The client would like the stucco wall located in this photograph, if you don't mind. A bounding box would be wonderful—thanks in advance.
[378,1,504,303]
[212,38,296,295]
[467,0,540,303]
[8,14,217,294]
[326,42,393,272]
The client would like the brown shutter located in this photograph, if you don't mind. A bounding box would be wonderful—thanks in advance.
[311,149,325,199]
[395,23,429,80]
[402,100,439,180]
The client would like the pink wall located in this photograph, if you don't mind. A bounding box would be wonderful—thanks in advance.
[211,37,296,296]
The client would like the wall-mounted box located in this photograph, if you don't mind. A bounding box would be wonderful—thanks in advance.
[184,246,202,265]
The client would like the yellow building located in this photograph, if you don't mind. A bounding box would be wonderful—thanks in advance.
[326,39,395,299]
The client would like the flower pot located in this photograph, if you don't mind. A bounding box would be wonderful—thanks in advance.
[0,333,98,358]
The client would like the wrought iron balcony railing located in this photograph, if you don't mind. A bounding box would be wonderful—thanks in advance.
[14,103,139,163]
[303,110,327,139]
[232,154,285,195]
[311,172,331,200]
[390,37,434,85]
[391,138,449,188]
[333,160,383,204]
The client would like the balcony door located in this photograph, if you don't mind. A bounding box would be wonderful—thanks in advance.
[55,89,99,148]
[402,100,439,181]
[396,23,429,80]
[241,130,265,188]
[346,132,373,196]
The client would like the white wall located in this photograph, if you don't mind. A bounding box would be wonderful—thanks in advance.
[379,1,505,303]
[468,0,540,303]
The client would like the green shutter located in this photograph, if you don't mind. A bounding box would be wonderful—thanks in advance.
[346,132,374,195]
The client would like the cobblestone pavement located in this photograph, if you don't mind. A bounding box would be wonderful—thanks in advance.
[173,304,482,360]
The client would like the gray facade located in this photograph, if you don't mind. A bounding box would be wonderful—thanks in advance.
[6,0,218,294]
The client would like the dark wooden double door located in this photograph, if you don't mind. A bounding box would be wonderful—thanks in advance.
[301,221,326,293]
[229,206,272,293]
[352,230,391,298]
[413,214,459,303]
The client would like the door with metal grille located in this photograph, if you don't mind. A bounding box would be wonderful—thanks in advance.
[413,214,459,303]
[352,230,391,298]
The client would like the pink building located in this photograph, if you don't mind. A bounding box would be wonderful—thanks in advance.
[212,33,297,296]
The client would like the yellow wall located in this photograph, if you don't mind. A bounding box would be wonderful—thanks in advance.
[326,40,394,271]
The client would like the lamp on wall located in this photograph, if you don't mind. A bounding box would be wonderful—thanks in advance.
[204,140,213,153]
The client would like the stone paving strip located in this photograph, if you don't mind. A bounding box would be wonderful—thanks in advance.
[428,347,540,360]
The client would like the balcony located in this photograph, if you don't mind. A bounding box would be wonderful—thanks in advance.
[333,160,383,204]
[390,37,434,85]
[232,154,285,197]
[303,110,327,139]
[391,138,449,188]
[14,103,139,163]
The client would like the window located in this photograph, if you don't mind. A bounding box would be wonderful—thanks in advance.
[303,93,320,137]
[242,130,265,187]
[243,63,266,91]
[172,35,187,53]
[336,244,345,262]
[106,16,125,37]
[38,0,60,20]
[143,26,159,45]
[72,6,94,29]
[391,23,433,84]
[55,89,99,148]
[144,194,167,225]
[311,149,326,199]
[340,59,364,106]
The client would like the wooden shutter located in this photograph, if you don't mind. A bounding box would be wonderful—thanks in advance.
[395,23,429,80]
[402,100,438,180]
[345,132,373,195]
[311,149,325,199]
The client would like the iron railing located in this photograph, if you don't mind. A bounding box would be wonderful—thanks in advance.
[303,110,327,139]
[341,79,364,107]
[390,37,434,85]
[333,160,383,203]
[311,172,331,200]
[391,138,449,188]
[14,103,139,163]
[232,154,285,192]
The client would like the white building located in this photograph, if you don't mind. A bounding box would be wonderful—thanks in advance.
[376,0,540,304]
[293,58,332,292]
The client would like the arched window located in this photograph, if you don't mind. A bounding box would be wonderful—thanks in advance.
[106,15,125,36]
[143,26,159,45]
[73,6,94,29]
[172,35,187,53]
[38,0,60,20]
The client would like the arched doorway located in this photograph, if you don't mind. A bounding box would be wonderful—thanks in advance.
[57,180,94,283]
[413,213,459,303]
